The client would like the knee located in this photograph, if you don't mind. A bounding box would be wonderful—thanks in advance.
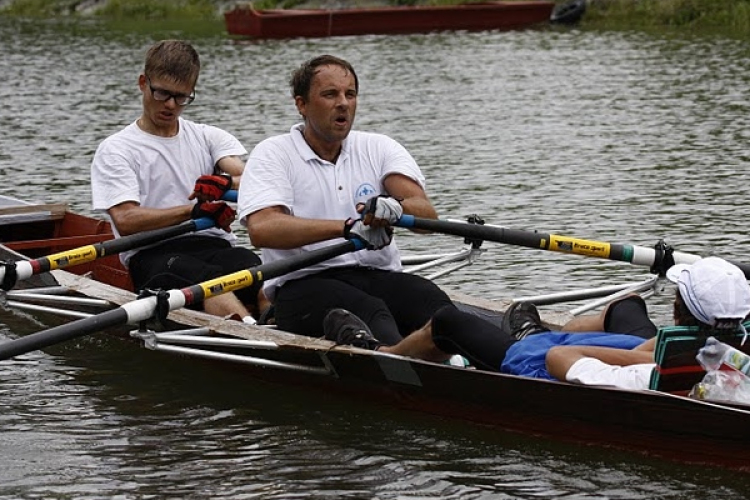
[430,305,464,352]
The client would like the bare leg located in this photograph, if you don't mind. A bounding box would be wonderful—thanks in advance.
[561,311,606,332]
[203,292,252,319]
[379,320,451,363]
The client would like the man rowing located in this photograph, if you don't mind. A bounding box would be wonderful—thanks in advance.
[237,54,500,343]
[91,40,263,323]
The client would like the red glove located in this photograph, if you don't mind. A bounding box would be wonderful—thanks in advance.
[191,201,236,232]
[190,174,232,202]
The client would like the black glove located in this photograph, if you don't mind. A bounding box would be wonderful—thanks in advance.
[191,201,236,232]
[361,195,403,226]
[344,218,393,250]
[191,173,232,202]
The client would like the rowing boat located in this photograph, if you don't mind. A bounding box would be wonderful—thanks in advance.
[224,1,556,39]
[2,194,750,471]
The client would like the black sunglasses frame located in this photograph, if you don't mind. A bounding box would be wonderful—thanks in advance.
[146,76,195,106]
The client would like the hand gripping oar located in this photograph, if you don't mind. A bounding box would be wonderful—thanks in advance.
[0,240,362,361]
[395,215,750,279]
[0,218,218,291]
[0,190,240,291]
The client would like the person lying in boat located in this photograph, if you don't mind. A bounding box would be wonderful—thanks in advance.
[91,39,265,324]
[328,257,750,391]
[237,54,500,343]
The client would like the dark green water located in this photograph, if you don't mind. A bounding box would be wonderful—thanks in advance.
[2,17,750,498]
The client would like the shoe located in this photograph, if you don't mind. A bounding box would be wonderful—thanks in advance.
[501,302,549,341]
[323,309,381,350]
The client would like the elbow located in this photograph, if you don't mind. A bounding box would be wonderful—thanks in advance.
[246,224,268,248]
[110,217,136,237]
[545,346,570,382]
[246,217,279,248]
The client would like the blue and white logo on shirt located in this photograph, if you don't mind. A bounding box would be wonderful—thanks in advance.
[354,183,378,206]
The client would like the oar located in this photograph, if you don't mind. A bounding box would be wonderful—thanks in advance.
[396,215,750,279]
[0,218,218,291]
[0,190,240,291]
[0,240,361,361]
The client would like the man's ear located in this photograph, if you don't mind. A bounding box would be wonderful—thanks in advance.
[294,95,306,118]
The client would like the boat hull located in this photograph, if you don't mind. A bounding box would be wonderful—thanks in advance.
[224,2,556,39]
[47,266,750,472]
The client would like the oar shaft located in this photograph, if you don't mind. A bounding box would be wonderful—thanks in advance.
[396,216,750,278]
[178,241,360,307]
[398,215,638,261]
[0,307,132,360]
[0,240,362,361]
[0,218,217,290]
[34,220,203,273]
[1,189,240,288]
[2,190,239,288]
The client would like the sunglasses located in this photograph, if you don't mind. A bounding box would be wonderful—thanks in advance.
[146,76,195,106]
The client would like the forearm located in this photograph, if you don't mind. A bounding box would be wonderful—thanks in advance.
[382,174,437,232]
[400,196,437,220]
[546,345,654,382]
[110,204,192,236]
[248,212,344,249]
[216,155,245,187]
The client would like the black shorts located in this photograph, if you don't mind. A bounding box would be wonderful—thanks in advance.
[274,266,453,345]
[603,295,657,339]
[128,235,262,309]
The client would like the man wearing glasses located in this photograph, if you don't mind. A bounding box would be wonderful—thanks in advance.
[91,40,264,324]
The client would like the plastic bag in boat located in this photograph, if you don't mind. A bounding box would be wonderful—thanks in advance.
[689,337,750,404]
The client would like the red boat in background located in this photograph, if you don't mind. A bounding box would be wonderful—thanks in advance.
[224,1,557,39]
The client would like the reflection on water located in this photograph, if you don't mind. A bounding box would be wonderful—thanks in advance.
[2,17,750,498]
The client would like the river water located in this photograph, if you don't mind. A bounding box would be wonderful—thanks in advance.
[2,16,750,499]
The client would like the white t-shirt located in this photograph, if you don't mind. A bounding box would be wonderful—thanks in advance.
[565,357,655,391]
[91,117,247,266]
[238,123,426,300]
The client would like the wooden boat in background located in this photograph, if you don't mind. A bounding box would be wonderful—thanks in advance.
[0,197,131,292]
[2,195,750,471]
[224,1,556,39]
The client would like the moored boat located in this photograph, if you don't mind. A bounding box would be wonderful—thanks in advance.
[224,1,557,39]
[1,194,750,471]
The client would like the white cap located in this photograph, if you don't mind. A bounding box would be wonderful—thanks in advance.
[666,256,750,326]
